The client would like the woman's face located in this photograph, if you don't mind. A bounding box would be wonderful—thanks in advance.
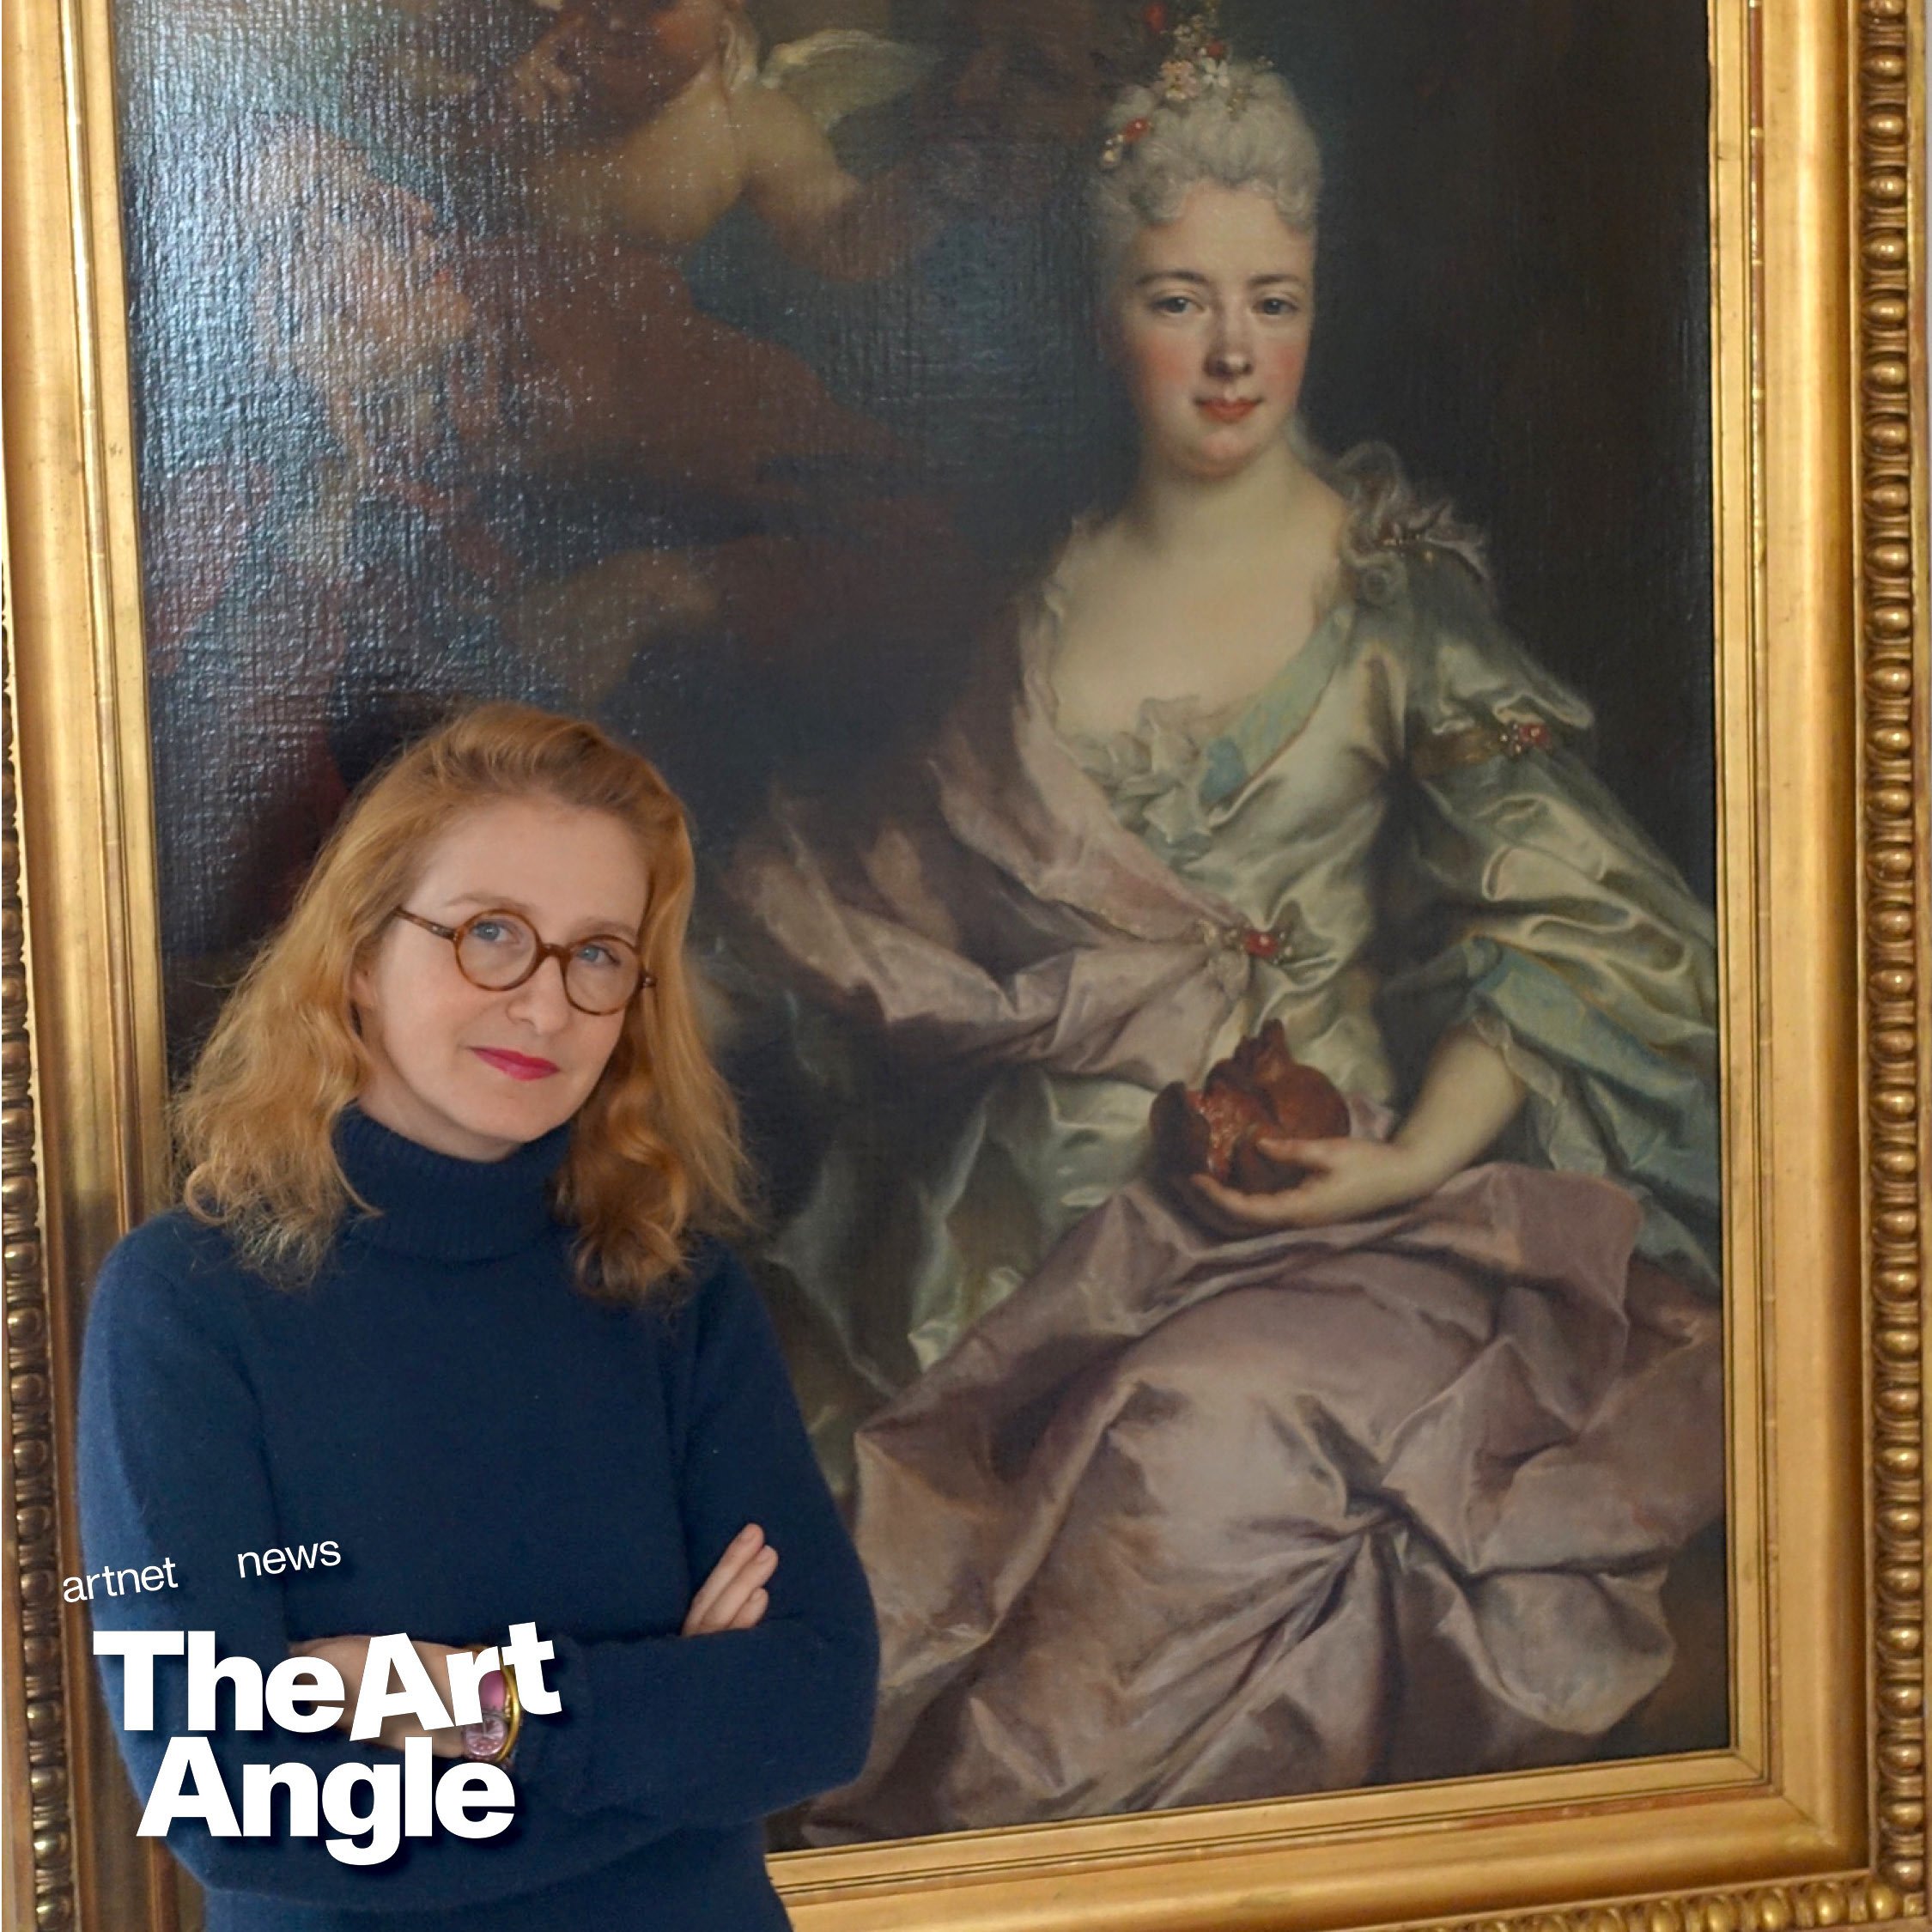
[351,797,650,1162]
[1110,182,1315,484]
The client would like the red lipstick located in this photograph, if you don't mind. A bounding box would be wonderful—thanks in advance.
[1199,397,1261,422]
[473,1048,559,1081]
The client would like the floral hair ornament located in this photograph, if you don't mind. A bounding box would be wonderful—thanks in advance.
[1098,1,1267,168]
[1098,115,1153,169]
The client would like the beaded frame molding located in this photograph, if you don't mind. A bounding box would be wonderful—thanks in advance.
[3,2,1926,1929]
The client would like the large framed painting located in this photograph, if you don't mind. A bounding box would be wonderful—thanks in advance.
[4,0,1927,1927]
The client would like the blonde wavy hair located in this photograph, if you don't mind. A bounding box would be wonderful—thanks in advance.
[175,702,750,1298]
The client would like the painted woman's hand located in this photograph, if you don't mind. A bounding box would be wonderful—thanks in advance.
[1186,1137,1443,1236]
[288,1636,471,1757]
[682,1524,778,1637]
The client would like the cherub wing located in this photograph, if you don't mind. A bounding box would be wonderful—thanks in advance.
[759,28,938,132]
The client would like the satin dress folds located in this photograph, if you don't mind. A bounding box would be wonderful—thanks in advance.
[724,456,1726,1838]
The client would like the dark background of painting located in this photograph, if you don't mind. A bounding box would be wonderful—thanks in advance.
[114,0,1712,1059]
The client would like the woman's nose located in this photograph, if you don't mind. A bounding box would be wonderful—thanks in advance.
[504,955,574,1030]
[1205,323,1254,378]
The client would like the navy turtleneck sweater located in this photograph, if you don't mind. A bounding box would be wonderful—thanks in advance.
[78,1109,878,1930]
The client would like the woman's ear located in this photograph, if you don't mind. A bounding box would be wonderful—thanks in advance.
[347,948,375,1026]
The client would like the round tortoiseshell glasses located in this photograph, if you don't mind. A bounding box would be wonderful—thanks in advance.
[392,908,653,1015]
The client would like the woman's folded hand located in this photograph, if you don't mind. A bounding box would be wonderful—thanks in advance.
[284,1525,781,1770]
[682,1523,778,1637]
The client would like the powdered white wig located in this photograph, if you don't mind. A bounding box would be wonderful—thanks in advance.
[1091,62,1321,292]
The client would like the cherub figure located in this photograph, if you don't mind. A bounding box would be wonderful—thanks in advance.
[388,0,975,494]
[506,0,954,276]
[345,0,985,696]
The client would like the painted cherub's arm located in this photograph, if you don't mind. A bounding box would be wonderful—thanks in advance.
[737,82,972,281]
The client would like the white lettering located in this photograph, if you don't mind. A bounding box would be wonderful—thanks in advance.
[443,1646,499,1726]
[264,1656,344,1734]
[93,1630,185,1730]
[501,1622,562,1715]
[321,1763,402,1866]
[186,1631,264,1733]
[434,1763,515,1839]
[137,1735,240,1838]
[100,1622,542,1860]
[403,1735,434,1838]
[237,1541,342,1578]
[348,1635,453,1742]
[240,1760,319,1838]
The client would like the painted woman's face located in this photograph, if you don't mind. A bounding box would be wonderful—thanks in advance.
[1110,182,1315,484]
[351,798,649,1162]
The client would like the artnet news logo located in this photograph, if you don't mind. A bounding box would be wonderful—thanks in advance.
[94,1623,561,1864]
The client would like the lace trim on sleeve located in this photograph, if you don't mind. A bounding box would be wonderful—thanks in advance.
[1320,440,1492,605]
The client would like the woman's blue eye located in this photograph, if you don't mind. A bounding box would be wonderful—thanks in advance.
[471,919,514,945]
[1257,297,1299,318]
[575,940,620,969]
[1151,294,1195,315]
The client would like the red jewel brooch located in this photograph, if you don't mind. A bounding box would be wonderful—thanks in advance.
[1500,719,1555,757]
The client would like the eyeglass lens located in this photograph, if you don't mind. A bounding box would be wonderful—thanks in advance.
[456,914,641,1012]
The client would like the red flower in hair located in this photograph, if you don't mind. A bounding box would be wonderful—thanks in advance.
[1123,116,1152,142]
[1206,37,1227,56]
[1141,3,1168,34]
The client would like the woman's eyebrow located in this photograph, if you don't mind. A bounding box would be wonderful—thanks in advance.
[442,890,640,933]
[445,890,538,915]
[1132,269,1309,289]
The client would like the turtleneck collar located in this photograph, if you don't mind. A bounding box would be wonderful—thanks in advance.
[333,1105,574,1263]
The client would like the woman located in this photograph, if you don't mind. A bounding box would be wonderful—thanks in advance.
[725,25,1723,1841]
[81,704,878,1928]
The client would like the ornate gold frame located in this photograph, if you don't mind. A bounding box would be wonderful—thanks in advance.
[3,1,1925,1928]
